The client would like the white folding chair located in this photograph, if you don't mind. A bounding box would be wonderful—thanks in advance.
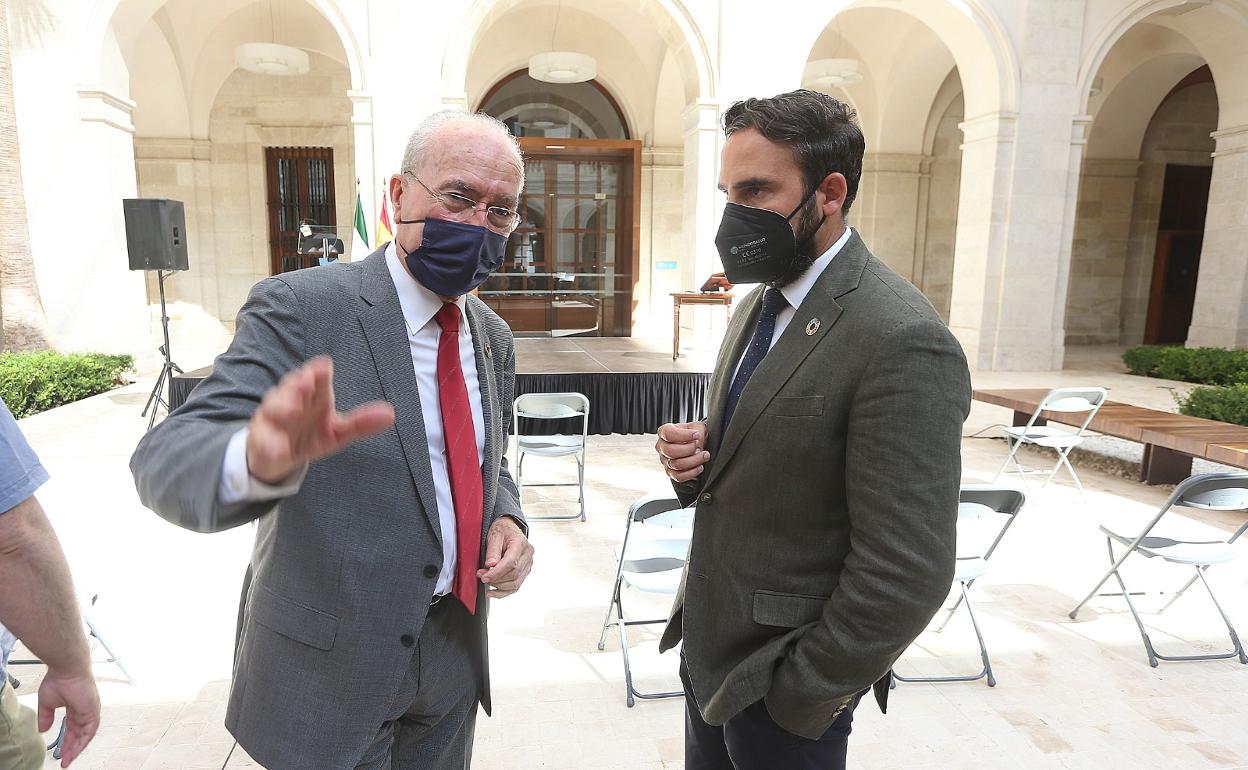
[993,387,1107,500]
[1069,472,1248,667]
[597,494,694,706]
[513,392,590,521]
[894,486,1026,688]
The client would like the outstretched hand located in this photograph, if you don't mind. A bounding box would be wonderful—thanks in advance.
[246,356,396,484]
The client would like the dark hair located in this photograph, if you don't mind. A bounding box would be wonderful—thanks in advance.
[722,89,865,214]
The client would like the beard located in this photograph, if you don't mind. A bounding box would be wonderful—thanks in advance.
[769,195,825,289]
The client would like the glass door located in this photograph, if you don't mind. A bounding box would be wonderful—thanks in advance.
[479,143,636,336]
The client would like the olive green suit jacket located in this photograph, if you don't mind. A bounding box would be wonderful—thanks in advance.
[661,230,972,739]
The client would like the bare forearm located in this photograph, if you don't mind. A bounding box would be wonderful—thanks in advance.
[0,496,91,676]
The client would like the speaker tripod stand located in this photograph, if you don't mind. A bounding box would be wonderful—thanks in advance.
[142,270,182,430]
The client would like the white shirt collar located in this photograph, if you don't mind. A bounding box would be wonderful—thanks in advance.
[384,241,468,337]
[779,226,854,312]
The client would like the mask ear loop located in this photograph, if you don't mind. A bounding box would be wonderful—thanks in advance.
[394,217,426,256]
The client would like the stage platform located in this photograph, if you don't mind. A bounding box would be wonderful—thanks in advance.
[168,337,715,435]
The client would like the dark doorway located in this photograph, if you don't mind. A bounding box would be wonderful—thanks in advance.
[1144,164,1211,345]
[264,147,336,275]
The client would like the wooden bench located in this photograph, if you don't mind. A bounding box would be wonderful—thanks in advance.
[973,388,1248,485]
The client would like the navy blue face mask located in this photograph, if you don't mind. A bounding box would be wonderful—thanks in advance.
[396,217,507,297]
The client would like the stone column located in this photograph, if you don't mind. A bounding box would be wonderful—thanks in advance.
[1187,124,1248,348]
[637,147,683,337]
[947,0,1085,371]
[350,90,377,260]
[680,100,723,338]
[64,87,150,354]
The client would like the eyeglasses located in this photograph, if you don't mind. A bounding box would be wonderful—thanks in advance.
[407,174,522,233]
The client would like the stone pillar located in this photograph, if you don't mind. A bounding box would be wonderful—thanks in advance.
[61,88,149,354]
[1187,124,1248,348]
[948,0,1085,371]
[637,147,683,337]
[350,90,377,260]
[1064,158,1139,345]
[682,100,721,287]
[680,100,722,338]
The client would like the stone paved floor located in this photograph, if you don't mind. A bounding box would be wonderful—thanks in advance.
[9,343,1248,769]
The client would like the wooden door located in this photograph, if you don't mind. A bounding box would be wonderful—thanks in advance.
[478,138,641,336]
[264,147,336,275]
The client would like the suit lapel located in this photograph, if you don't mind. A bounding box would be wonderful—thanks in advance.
[356,248,443,548]
[703,232,872,491]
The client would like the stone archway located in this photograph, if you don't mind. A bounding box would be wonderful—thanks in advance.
[1075,0,1248,349]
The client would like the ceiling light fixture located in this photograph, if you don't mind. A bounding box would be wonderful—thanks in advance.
[528,1,596,84]
[803,58,864,88]
[234,0,310,76]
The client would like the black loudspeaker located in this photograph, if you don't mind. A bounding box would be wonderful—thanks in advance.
[123,198,189,271]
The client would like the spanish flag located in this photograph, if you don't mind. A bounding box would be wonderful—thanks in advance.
[376,189,394,248]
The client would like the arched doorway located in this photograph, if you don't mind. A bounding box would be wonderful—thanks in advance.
[1074,0,1248,350]
[1070,12,1222,347]
[447,0,714,337]
[478,72,638,337]
[802,6,967,321]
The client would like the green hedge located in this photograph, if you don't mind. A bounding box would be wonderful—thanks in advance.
[0,351,134,419]
[1177,383,1248,427]
[1122,345,1248,386]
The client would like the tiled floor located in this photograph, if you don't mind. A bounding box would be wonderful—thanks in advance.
[10,342,1248,769]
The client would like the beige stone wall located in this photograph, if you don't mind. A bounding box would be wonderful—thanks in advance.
[855,153,925,281]
[1064,158,1139,345]
[1118,81,1217,345]
[920,94,964,322]
[135,53,354,328]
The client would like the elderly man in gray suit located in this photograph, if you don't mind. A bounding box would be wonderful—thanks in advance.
[131,110,535,770]
[656,90,972,769]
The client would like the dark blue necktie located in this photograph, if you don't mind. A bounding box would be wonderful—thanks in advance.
[721,288,788,434]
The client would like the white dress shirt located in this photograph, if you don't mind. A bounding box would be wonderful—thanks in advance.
[219,242,487,595]
[732,225,854,379]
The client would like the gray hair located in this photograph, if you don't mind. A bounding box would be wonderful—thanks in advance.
[400,110,524,187]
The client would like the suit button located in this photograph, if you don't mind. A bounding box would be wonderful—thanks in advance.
[400,634,415,648]
[698,492,712,505]
[423,564,438,579]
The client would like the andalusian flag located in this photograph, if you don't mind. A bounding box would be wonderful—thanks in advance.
[376,189,394,248]
[353,184,369,258]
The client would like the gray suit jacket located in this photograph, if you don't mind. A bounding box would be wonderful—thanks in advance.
[130,247,524,769]
[660,231,971,739]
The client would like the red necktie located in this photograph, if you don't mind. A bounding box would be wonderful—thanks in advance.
[435,303,484,615]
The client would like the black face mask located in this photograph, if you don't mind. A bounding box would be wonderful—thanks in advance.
[714,188,825,285]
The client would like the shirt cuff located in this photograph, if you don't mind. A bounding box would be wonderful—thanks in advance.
[218,427,308,505]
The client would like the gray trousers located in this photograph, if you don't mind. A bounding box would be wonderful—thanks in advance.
[355,599,481,770]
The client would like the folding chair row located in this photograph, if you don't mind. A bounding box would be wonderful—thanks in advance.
[1069,472,1248,667]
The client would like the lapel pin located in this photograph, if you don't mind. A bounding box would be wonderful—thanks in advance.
[805,318,821,336]
[484,339,493,358]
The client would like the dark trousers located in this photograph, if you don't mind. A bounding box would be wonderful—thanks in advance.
[355,599,481,770]
[681,657,862,770]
